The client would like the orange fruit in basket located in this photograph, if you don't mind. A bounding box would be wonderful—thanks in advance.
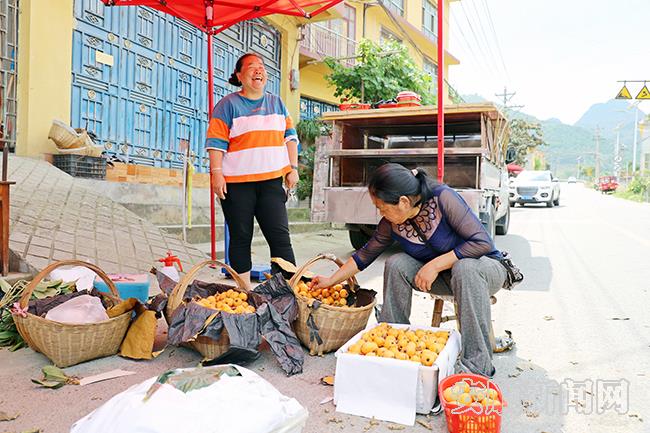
[470,387,488,402]
[395,352,409,361]
[373,336,385,347]
[415,330,426,339]
[382,350,395,359]
[387,328,400,337]
[333,284,343,291]
[457,393,473,406]
[432,342,445,353]
[385,335,397,346]
[361,341,378,355]
[348,342,362,354]
[443,387,460,403]
[338,298,348,307]
[405,342,417,357]
[487,388,499,400]
[416,340,427,351]
[410,354,421,363]
[420,350,437,367]
[332,291,340,300]
[239,292,248,301]
[365,351,377,357]
[339,289,349,298]
[405,331,417,342]
[377,347,387,357]
[386,344,399,354]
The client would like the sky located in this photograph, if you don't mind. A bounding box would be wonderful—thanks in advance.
[447,0,650,125]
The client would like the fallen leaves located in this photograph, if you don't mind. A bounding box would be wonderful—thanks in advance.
[416,419,432,430]
[0,410,19,421]
[31,365,79,389]
[543,316,554,321]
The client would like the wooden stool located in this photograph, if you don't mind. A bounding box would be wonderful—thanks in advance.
[431,294,498,352]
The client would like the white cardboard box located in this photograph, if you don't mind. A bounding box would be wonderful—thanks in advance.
[334,324,461,426]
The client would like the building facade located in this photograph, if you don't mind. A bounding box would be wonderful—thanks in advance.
[9,0,458,173]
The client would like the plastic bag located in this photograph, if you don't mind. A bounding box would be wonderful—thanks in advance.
[49,266,98,291]
[70,365,308,433]
[44,294,109,324]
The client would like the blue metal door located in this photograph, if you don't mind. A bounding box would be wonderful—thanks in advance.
[71,0,281,172]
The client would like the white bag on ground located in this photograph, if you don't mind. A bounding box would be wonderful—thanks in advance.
[45,295,109,324]
[70,365,308,433]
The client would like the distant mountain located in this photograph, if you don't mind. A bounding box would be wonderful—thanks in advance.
[461,94,489,103]
[575,99,646,133]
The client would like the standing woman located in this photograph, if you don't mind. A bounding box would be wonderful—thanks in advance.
[205,53,299,289]
[313,163,509,377]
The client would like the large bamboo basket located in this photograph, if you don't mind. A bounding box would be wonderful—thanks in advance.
[289,254,376,356]
[166,260,247,360]
[13,260,131,367]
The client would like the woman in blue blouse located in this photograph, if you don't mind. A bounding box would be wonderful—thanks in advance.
[313,163,507,377]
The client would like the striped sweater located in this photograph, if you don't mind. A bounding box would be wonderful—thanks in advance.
[205,92,299,183]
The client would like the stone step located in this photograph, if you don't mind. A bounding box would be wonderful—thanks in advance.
[159,221,331,245]
[1,272,35,286]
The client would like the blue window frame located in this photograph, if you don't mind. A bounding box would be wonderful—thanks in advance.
[423,0,438,42]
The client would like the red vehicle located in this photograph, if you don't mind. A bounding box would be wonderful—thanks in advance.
[598,176,619,193]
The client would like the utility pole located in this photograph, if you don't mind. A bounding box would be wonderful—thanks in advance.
[594,127,601,181]
[632,103,640,174]
[495,86,524,111]
[614,123,623,178]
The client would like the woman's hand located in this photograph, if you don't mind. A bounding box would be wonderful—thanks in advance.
[311,275,334,290]
[414,261,440,292]
[211,171,227,199]
[285,169,299,190]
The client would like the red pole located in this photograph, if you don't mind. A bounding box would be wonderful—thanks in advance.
[436,0,445,183]
[207,32,216,260]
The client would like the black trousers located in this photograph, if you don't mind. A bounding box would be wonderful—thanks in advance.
[220,177,296,273]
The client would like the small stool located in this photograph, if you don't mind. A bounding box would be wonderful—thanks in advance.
[431,295,498,352]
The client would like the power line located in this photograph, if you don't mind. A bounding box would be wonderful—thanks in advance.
[478,0,510,82]
[455,0,501,81]
[466,0,502,77]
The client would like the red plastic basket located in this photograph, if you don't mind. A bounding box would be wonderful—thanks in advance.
[439,374,505,433]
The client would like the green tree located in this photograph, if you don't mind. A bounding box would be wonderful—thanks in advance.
[324,39,435,105]
[508,118,547,166]
[296,119,331,201]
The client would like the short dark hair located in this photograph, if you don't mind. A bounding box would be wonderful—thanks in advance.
[368,163,437,205]
[228,53,264,87]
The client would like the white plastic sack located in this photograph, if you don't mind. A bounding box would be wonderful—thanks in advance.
[70,365,308,433]
[45,295,109,324]
[49,267,98,291]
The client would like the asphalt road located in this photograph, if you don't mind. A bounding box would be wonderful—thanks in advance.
[1,182,649,433]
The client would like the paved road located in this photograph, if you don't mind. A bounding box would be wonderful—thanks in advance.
[1,183,649,432]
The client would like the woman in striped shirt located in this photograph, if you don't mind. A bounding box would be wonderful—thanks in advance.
[206,53,299,288]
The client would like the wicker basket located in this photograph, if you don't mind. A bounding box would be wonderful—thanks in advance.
[13,260,131,367]
[289,254,376,356]
[166,260,248,360]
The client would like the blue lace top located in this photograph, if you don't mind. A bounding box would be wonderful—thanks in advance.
[352,185,502,271]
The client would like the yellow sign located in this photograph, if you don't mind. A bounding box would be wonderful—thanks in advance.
[616,85,632,99]
[635,85,650,100]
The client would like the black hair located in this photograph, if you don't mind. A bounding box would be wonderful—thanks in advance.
[228,53,264,87]
[368,163,437,205]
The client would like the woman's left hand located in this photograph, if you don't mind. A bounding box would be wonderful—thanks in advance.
[414,261,439,292]
[285,169,299,189]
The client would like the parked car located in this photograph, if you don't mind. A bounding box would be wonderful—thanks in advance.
[567,176,577,183]
[597,176,618,193]
[509,170,561,207]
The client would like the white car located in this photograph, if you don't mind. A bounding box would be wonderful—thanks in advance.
[509,170,561,207]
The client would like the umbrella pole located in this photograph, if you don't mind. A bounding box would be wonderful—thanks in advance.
[207,33,217,261]
[436,0,444,183]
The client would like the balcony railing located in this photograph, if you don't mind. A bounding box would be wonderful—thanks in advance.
[300,23,357,66]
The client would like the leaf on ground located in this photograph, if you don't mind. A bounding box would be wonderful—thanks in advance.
[31,379,65,389]
[320,375,335,386]
[388,425,406,431]
[543,316,554,321]
[416,419,432,430]
[0,410,19,421]
[611,317,630,321]
[521,400,533,408]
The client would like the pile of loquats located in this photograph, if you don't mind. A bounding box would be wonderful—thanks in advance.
[346,323,449,367]
[442,379,502,408]
[295,280,351,307]
[195,289,256,315]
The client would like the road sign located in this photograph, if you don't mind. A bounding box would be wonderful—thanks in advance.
[636,85,650,100]
[614,155,622,163]
[616,85,632,99]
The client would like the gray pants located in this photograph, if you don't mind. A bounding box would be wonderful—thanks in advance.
[378,253,506,377]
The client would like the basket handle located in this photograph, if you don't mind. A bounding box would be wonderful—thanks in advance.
[167,259,247,313]
[288,254,359,293]
[19,260,119,308]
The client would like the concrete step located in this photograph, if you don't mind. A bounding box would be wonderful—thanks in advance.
[159,221,331,244]
[1,272,35,286]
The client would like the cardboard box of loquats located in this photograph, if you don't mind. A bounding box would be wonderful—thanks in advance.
[334,323,461,426]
